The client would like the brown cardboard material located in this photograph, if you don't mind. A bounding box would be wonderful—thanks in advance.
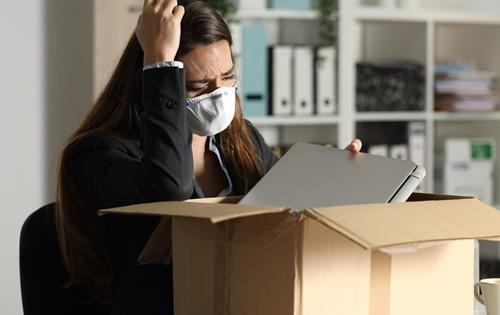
[369,251,391,315]
[99,193,500,315]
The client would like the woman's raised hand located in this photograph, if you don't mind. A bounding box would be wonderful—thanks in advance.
[135,0,185,66]
[345,139,363,153]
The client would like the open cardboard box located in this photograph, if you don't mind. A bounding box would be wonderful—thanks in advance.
[100,193,500,315]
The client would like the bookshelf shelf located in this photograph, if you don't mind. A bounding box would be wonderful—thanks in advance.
[128,6,323,20]
[433,112,500,122]
[338,0,500,202]
[432,11,500,25]
[248,115,339,126]
[235,9,322,20]
[355,112,427,122]
[350,7,428,22]
[351,7,500,25]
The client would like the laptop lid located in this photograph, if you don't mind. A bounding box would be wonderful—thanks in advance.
[239,142,426,210]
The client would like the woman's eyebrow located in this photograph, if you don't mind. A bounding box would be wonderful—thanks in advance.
[186,65,235,84]
[221,64,235,76]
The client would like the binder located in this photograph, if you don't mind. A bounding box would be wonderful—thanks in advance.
[293,46,314,115]
[270,46,293,115]
[270,0,310,10]
[315,46,337,115]
[242,24,268,117]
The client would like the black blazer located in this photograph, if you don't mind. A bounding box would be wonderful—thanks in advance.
[66,66,276,315]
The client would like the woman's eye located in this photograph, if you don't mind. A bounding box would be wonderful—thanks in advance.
[223,74,236,81]
[187,85,207,92]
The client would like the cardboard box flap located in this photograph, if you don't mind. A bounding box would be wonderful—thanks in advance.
[306,198,500,249]
[99,199,289,223]
[482,236,500,242]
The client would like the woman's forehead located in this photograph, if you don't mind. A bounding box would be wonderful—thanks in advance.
[180,41,233,81]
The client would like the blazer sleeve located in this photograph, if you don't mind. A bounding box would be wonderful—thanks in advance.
[67,67,194,210]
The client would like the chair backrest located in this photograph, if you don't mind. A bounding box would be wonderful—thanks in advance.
[19,203,109,315]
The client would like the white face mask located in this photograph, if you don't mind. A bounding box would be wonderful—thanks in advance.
[186,86,236,136]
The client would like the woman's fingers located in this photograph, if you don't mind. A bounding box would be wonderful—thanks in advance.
[161,0,178,14]
[151,0,164,11]
[345,139,362,153]
[172,5,185,21]
[136,0,183,65]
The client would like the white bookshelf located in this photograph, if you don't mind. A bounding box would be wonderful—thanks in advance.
[337,0,500,200]
[240,2,500,205]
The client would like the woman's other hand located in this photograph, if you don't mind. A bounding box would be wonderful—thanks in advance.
[345,139,362,153]
[135,0,185,66]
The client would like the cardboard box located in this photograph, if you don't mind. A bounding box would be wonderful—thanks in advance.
[100,193,500,315]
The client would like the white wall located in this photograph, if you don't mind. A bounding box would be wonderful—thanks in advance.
[44,0,94,197]
[0,1,93,314]
[0,1,46,314]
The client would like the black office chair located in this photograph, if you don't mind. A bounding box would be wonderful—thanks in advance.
[19,203,110,315]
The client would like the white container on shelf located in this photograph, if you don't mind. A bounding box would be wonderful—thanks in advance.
[399,0,420,9]
[380,0,397,8]
[238,0,267,10]
[444,138,496,205]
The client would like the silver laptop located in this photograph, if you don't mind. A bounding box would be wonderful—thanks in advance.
[239,142,426,210]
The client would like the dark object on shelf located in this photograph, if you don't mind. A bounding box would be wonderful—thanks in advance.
[356,121,409,153]
[356,61,425,111]
[480,258,500,279]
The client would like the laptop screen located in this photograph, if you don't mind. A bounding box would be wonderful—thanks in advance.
[239,143,425,210]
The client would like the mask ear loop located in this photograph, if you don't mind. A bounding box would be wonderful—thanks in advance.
[234,73,240,94]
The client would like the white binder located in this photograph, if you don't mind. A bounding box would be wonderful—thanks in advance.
[293,46,314,115]
[315,46,337,115]
[271,46,293,115]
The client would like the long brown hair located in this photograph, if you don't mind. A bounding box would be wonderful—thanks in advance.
[55,0,262,302]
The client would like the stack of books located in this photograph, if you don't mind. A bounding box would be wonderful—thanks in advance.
[435,63,498,112]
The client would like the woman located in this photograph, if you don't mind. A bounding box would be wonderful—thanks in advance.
[55,0,362,314]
